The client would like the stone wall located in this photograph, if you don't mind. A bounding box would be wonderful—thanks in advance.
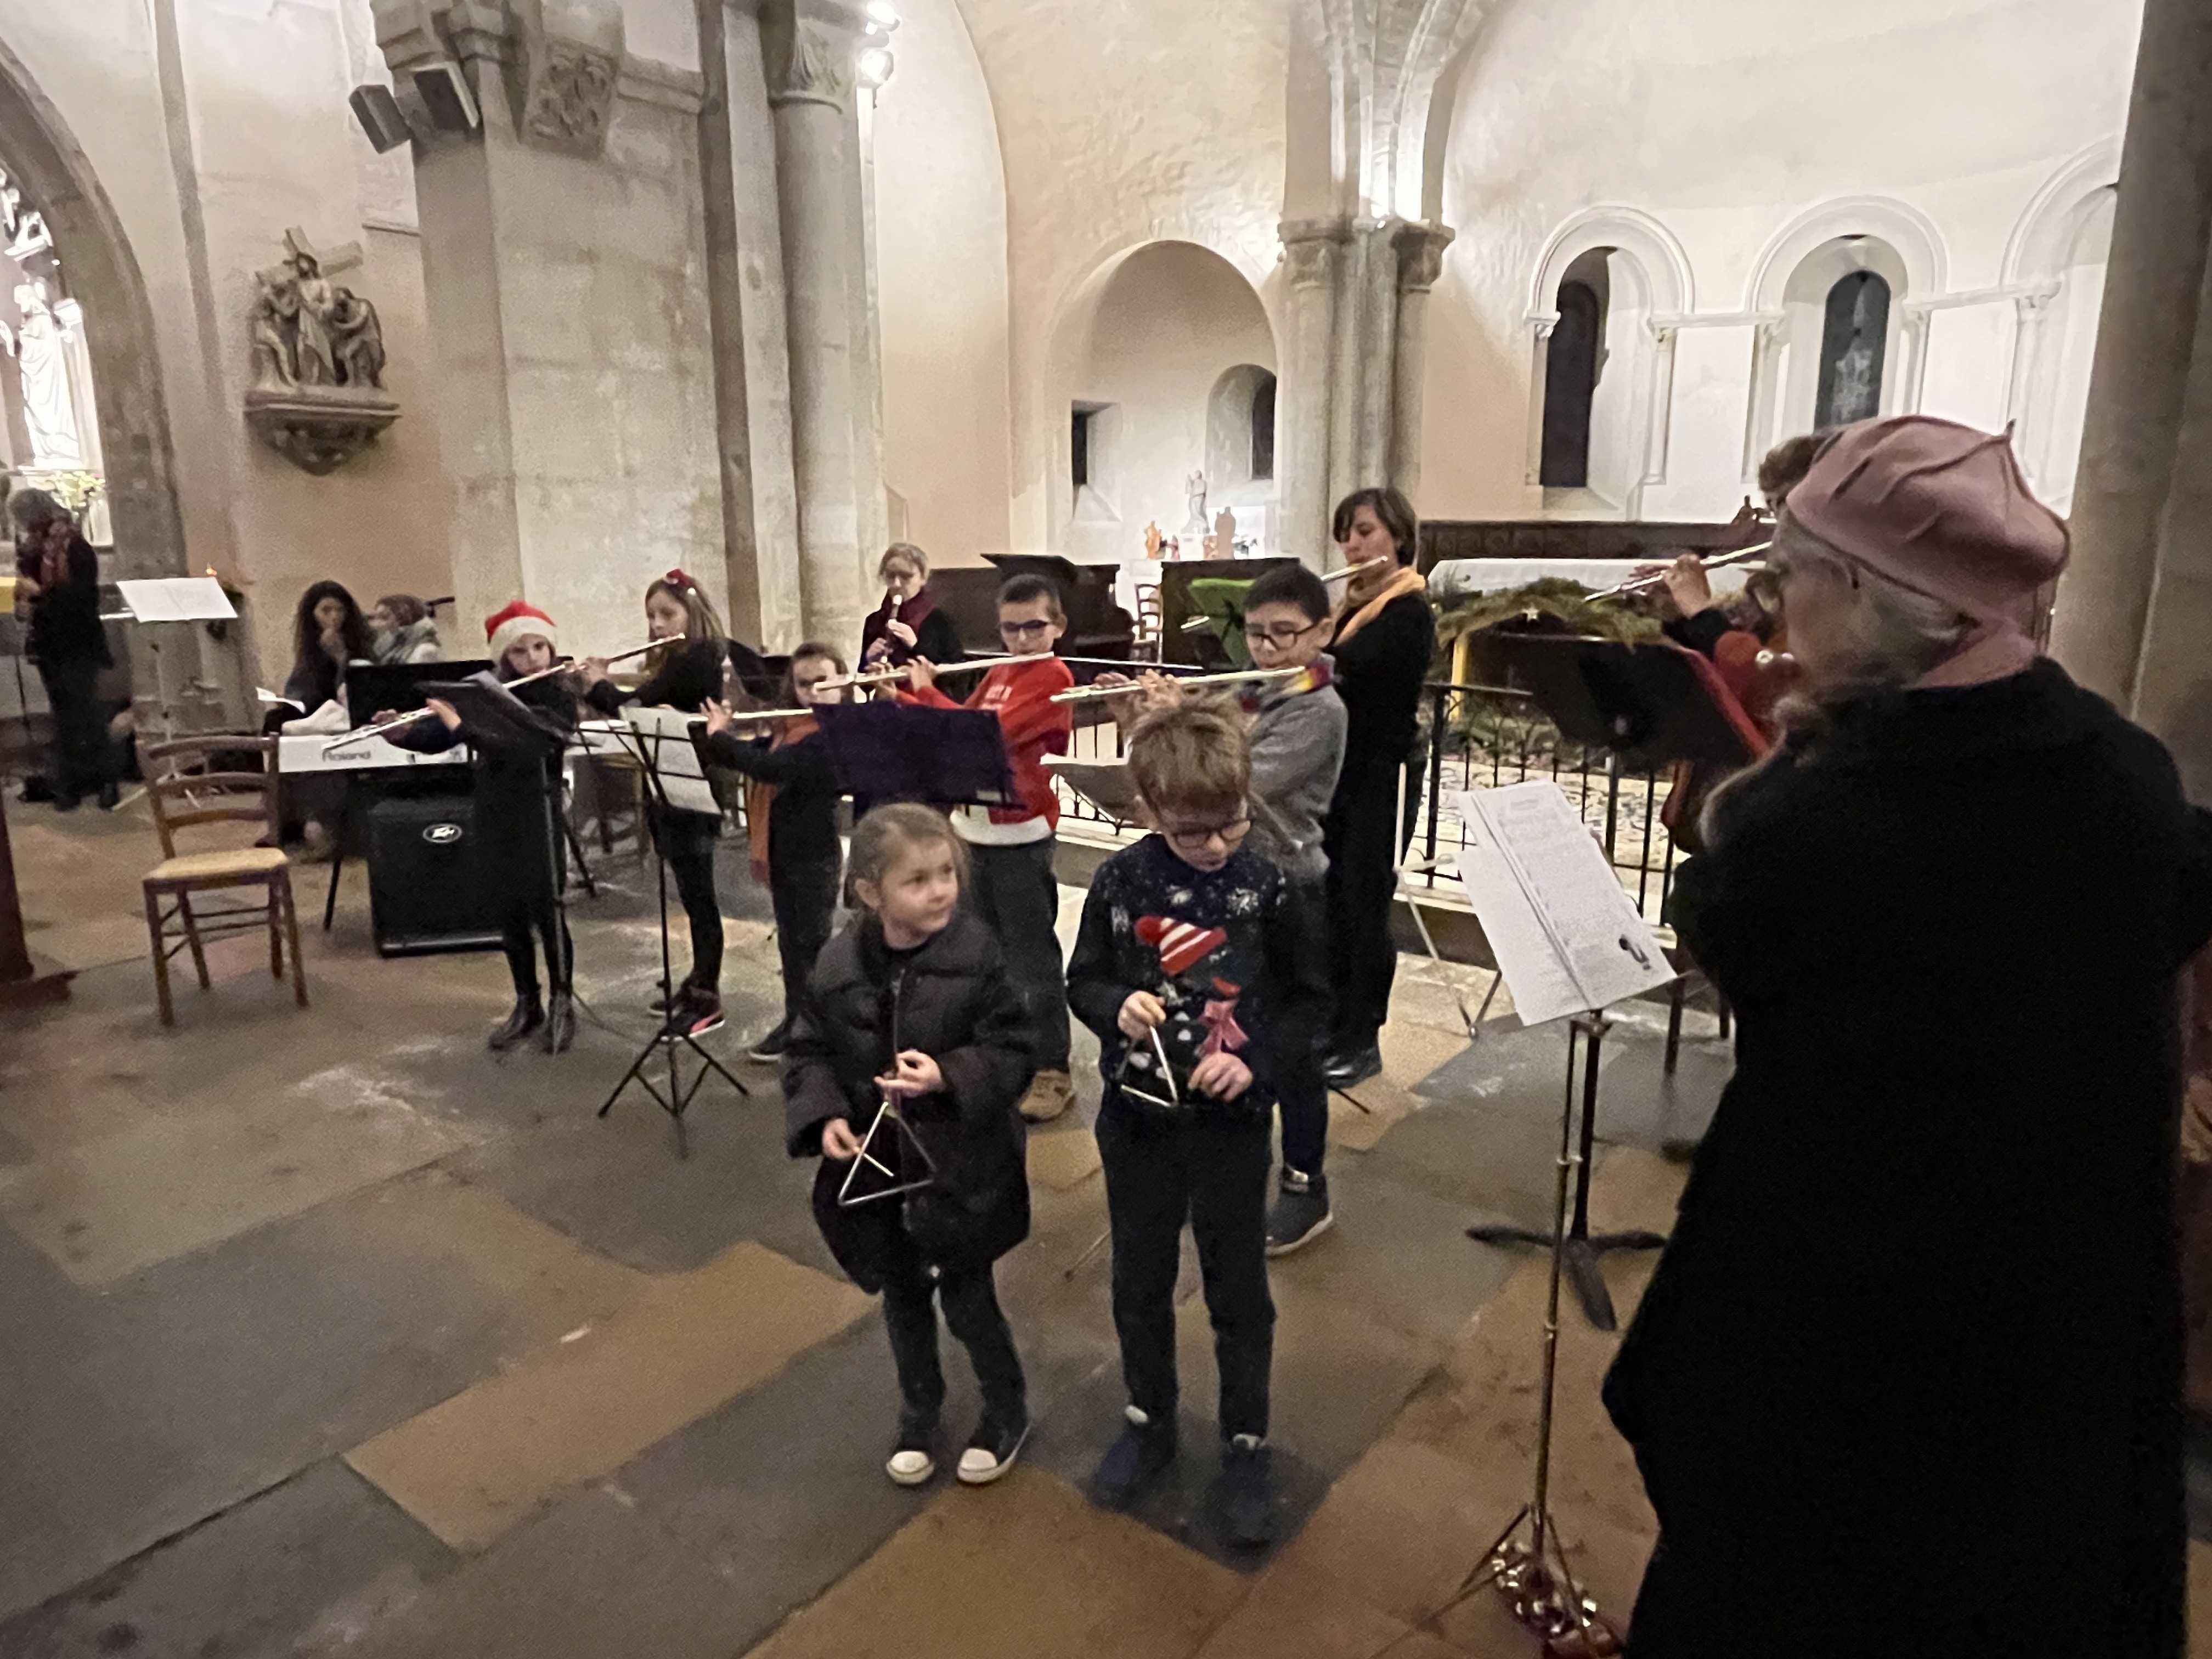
[1419,0,2146,523]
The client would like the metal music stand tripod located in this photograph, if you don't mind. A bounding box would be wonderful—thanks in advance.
[594,713,746,1155]
[1447,1011,1626,1657]
[1465,1011,1666,1332]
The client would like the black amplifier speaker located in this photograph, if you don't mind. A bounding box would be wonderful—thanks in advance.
[366,794,507,957]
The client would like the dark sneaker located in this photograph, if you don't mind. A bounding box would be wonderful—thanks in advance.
[1087,1408,1177,1510]
[956,1412,1030,1486]
[541,990,576,1054]
[1218,1434,1278,1548]
[1321,1043,1382,1090]
[747,1019,791,1064]
[667,989,725,1039]
[886,1407,939,1487]
[52,791,80,814]
[488,996,545,1052]
[1265,1170,1334,1257]
[648,981,690,1014]
[96,781,121,811]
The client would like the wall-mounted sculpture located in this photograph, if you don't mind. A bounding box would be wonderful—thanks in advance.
[243,228,399,475]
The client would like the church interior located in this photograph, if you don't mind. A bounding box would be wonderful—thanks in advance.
[4,0,2212,1653]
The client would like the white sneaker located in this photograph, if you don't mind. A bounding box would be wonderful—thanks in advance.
[886,1447,935,1486]
[956,1416,1030,1486]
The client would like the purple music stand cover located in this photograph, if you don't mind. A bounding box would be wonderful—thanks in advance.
[814,702,1017,807]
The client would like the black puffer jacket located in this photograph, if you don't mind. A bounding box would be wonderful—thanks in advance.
[783,910,1032,1288]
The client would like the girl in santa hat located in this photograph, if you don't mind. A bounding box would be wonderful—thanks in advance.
[380,600,582,1053]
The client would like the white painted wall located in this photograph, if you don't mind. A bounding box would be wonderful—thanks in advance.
[872,0,1014,568]
[1063,240,1276,565]
[949,0,1288,550]
[1422,0,2145,522]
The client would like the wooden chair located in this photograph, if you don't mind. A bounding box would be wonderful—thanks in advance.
[140,733,307,1026]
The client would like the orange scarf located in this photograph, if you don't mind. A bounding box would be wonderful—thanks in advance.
[744,711,819,882]
[1334,565,1427,645]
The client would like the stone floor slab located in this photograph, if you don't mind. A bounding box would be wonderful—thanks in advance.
[0,1461,456,1659]
[1193,1556,1414,1659]
[313,1483,758,1659]
[741,1468,1246,1659]
[347,1240,872,1549]
[1026,1122,1103,1191]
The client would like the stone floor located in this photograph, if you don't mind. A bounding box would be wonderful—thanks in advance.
[3,789,2209,1658]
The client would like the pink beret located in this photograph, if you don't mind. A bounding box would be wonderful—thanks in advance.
[1784,416,2068,623]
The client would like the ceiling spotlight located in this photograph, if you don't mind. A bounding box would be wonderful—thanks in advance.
[865,0,900,31]
[857,44,895,87]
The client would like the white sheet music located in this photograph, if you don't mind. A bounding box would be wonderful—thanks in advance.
[117,577,236,622]
[1449,782,1673,1027]
[620,707,720,815]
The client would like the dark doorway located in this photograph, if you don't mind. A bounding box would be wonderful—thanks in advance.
[1250,373,1276,482]
[1539,279,1604,489]
[1815,270,1891,428]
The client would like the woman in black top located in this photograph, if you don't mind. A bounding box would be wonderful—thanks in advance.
[282,581,371,713]
[859,543,964,673]
[702,641,850,1063]
[10,489,115,810]
[1319,487,1435,1087]
[577,569,733,1038]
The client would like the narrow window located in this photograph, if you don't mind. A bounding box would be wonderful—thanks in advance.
[1249,373,1277,481]
[1815,270,1891,428]
[1539,279,1604,489]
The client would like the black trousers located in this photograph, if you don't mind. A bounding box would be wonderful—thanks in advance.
[652,803,724,992]
[37,654,109,800]
[1278,877,1331,1177]
[1322,756,1415,1051]
[879,1229,1025,1425]
[1097,1104,1275,1441]
[964,837,1069,1070]
[501,899,572,1000]
[771,850,840,1028]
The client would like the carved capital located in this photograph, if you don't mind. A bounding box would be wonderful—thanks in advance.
[514,0,625,155]
[1392,220,1455,293]
[1282,236,1335,291]
[771,17,856,110]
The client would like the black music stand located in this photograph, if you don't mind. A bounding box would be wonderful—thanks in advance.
[590,710,747,1156]
[1463,636,1748,1331]
[812,701,1018,808]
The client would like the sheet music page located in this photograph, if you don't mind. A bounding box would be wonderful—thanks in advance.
[619,706,719,812]
[1451,819,1587,1027]
[1453,782,1673,1021]
[117,577,236,622]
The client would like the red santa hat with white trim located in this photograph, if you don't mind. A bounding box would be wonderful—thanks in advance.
[485,600,557,661]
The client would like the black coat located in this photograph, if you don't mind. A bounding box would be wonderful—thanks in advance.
[783,910,1032,1288]
[700,727,840,869]
[1605,660,2212,1658]
[390,675,578,912]
[19,533,109,667]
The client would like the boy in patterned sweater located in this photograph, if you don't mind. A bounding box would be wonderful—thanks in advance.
[1065,702,1329,1548]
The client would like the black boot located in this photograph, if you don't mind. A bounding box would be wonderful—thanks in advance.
[541,989,575,1054]
[489,995,544,1051]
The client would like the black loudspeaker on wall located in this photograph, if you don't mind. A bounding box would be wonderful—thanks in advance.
[367,794,506,958]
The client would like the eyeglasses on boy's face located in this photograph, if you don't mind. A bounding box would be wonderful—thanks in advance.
[1242,619,1324,649]
[1159,813,1252,854]
[1000,618,1057,641]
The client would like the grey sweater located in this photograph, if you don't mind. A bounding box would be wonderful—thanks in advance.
[1245,662,1347,884]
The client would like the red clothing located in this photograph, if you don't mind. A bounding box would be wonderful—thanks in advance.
[904,656,1074,827]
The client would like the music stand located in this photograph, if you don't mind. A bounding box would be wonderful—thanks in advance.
[1464,636,1748,1332]
[590,708,747,1155]
[812,701,1017,808]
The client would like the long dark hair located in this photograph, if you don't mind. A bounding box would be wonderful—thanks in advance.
[292,580,370,668]
[1331,487,1419,567]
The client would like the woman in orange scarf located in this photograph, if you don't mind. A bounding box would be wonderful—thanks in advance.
[1320,487,1436,1089]
[702,643,851,1063]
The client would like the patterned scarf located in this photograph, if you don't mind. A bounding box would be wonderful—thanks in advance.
[1334,566,1427,645]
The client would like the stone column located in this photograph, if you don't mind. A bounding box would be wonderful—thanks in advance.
[1389,220,1452,498]
[1278,220,1339,565]
[1325,219,1369,514]
[766,0,874,651]
[2049,0,2212,706]
[1354,219,1398,487]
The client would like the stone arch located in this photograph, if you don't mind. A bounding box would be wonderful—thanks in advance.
[1042,237,1282,557]
[0,35,183,581]
[2003,141,2121,506]
[2004,138,2122,287]
[1530,206,1694,319]
[1747,195,1946,312]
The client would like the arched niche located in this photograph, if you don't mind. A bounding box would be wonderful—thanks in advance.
[1776,236,1911,431]
[0,36,182,583]
[1049,239,1279,562]
[1206,363,1277,491]
[1522,209,1689,518]
[2004,142,2121,510]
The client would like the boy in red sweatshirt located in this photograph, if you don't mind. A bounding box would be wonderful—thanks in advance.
[902,574,1077,1121]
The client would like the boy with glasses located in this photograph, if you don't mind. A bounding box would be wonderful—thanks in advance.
[903,574,1078,1121]
[1065,702,1329,1547]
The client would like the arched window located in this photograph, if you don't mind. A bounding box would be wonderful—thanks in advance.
[1539,278,1604,489]
[1815,270,1890,428]
[1250,371,1276,481]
